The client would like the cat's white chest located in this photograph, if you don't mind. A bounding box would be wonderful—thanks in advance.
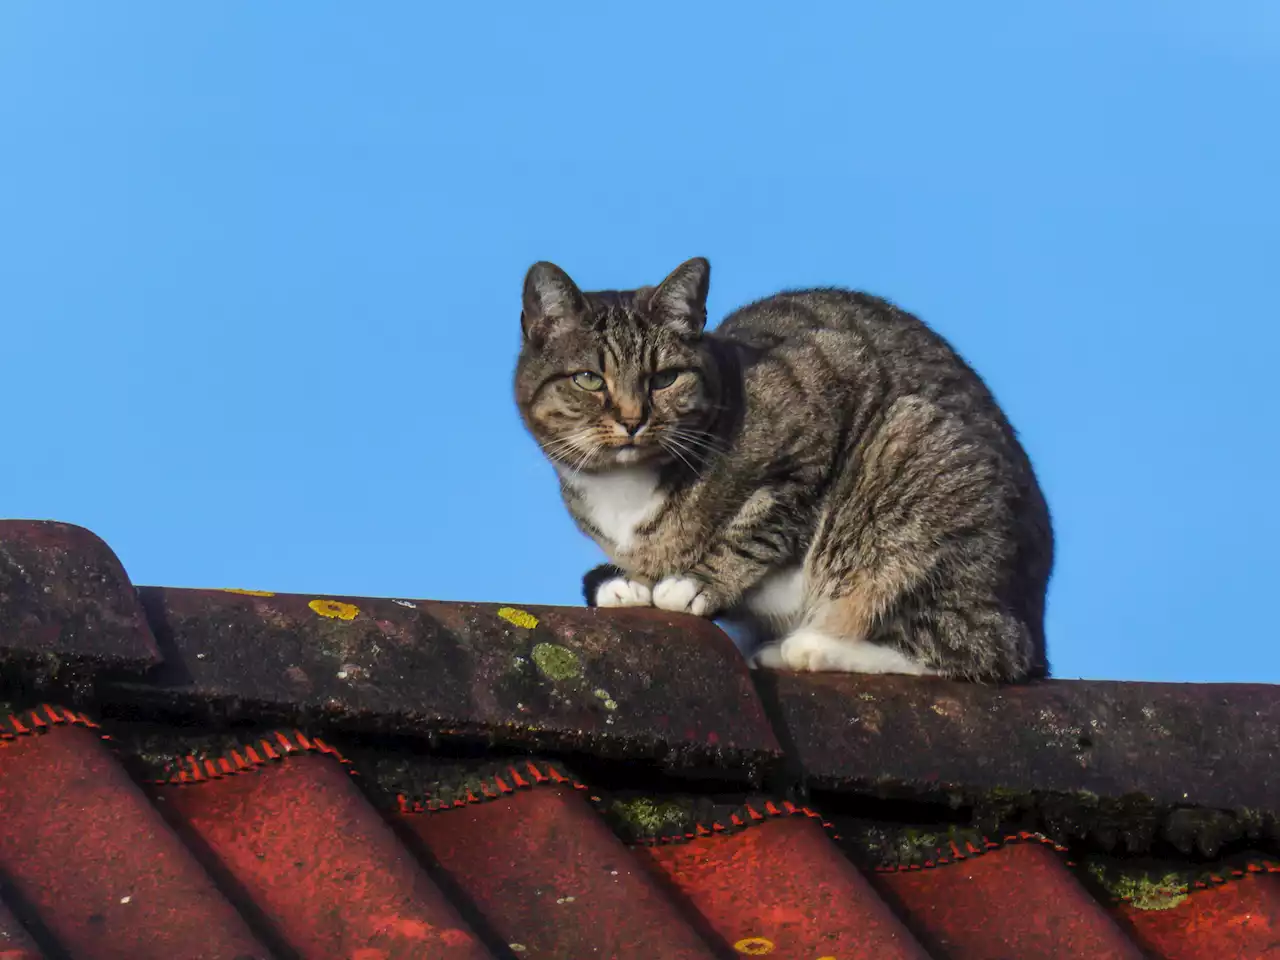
[562,466,665,550]
[745,566,808,624]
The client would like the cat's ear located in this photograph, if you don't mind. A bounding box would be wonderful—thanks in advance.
[522,261,587,346]
[648,257,710,336]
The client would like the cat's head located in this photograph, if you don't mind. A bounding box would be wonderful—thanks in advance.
[514,257,719,473]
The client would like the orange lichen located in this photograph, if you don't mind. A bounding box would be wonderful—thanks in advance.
[733,937,775,955]
[309,599,360,621]
[222,588,275,597]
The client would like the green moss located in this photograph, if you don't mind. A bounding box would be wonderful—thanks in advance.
[1087,862,1188,911]
[531,642,581,681]
[611,797,690,835]
[840,822,987,869]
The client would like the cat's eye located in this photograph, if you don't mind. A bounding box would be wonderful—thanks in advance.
[649,370,680,390]
[571,371,605,392]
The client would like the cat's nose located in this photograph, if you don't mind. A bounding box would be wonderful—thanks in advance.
[621,420,646,437]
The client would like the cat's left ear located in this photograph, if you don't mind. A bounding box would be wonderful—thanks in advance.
[648,257,710,336]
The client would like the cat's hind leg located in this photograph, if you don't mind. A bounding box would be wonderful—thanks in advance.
[751,593,938,675]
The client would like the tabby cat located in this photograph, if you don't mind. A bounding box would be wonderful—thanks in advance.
[514,257,1053,681]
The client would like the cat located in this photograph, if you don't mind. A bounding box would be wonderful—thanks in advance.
[514,257,1053,681]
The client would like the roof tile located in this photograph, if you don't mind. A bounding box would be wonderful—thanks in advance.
[156,753,490,958]
[0,701,1277,958]
[119,587,780,776]
[1119,874,1280,959]
[0,724,269,960]
[762,671,1280,820]
[638,816,931,958]
[876,843,1146,959]
[0,520,159,676]
[402,784,720,958]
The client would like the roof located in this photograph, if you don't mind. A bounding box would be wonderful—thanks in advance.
[0,518,1277,960]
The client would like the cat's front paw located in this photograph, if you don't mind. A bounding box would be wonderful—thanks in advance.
[595,577,653,608]
[748,643,785,670]
[652,576,718,617]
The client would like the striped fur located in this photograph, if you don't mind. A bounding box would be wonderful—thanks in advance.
[515,258,1053,681]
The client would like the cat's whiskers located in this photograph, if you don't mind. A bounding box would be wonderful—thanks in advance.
[658,436,699,474]
[666,426,727,458]
[539,427,599,465]
[565,434,606,480]
[673,431,726,455]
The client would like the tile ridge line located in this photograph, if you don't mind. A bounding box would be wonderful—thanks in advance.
[0,703,100,738]
[143,728,356,786]
[0,703,358,786]
[394,759,595,812]
[0,704,592,808]
[10,701,1277,903]
[866,826,1280,905]
[612,799,830,847]
[868,828,1076,873]
[0,703,820,844]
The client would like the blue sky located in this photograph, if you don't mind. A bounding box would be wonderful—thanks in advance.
[2,3,1276,683]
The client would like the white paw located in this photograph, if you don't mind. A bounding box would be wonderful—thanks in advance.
[595,577,652,608]
[766,628,939,675]
[748,643,785,670]
[777,628,852,672]
[652,576,716,617]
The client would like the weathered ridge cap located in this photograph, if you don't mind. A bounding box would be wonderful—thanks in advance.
[0,519,161,675]
[763,671,1280,813]
[111,587,782,773]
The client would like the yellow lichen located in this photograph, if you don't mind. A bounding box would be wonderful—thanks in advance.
[223,588,275,597]
[733,937,775,955]
[309,599,360,621]
[497,607,539,629]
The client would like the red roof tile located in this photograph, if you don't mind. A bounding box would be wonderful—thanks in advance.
[403,784,719,959]
[1,708,1278,957]
[1119,874,1280,960]
[876,843,1145,959]
[1,518,1278,958]
[0,723,269,960]
[638,816,930,958]
[157,754,488,958]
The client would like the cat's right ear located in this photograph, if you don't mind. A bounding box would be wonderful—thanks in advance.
[522,261,586,346]
[648,257,711,337]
